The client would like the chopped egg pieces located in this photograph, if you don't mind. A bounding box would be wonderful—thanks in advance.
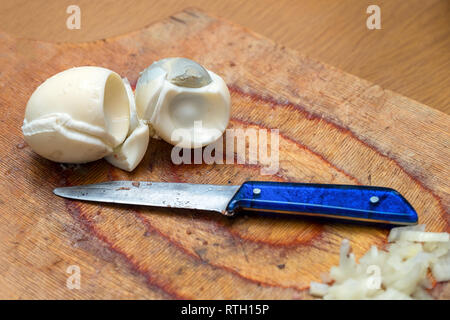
[309,225,450,300]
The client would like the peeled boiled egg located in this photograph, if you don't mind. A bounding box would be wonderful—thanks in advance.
[135,58,230,148]
[22,66,131,163]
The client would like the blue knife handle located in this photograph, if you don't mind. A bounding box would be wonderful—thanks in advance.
[226,181,418,226]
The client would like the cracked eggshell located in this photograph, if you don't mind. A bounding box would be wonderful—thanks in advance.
[135,58,230,148]
[22,66,130,163]
[104,78,150,172]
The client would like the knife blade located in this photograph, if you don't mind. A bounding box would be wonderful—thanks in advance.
[54,181,418,226]
[54,181,240,214]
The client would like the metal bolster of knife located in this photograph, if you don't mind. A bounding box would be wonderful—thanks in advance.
[225,181,418,225]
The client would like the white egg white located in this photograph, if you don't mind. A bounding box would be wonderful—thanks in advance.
[104,78,150,171]
[22,66,131,163]
[135,58,231,149]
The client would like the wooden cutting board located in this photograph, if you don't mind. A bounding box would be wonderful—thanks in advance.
[0,8,448,299]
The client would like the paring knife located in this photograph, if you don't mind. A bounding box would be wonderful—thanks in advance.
[54,181,418,226]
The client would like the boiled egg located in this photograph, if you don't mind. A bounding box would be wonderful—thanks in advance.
[135,58,230,148]
[22,66,132,164]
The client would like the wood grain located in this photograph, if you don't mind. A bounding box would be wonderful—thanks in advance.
[0,0,448,114]
[0,9,448,299]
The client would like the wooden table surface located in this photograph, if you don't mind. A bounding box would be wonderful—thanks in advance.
[0,0,449,114]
